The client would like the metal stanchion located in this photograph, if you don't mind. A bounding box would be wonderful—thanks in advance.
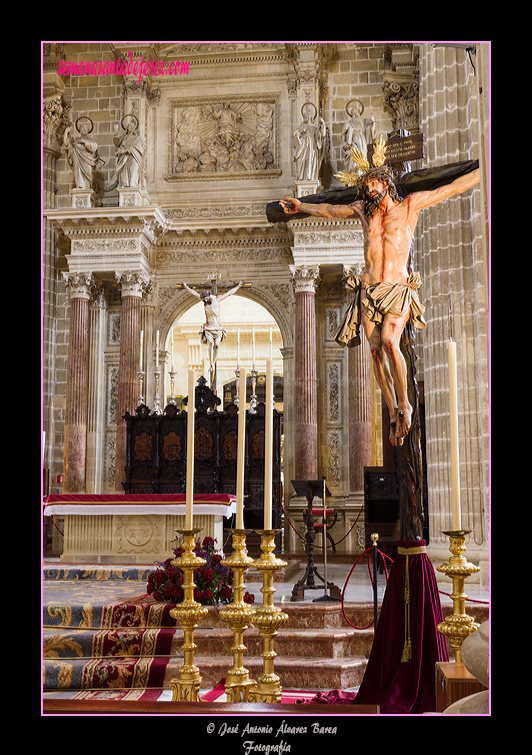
[371,533,379,628]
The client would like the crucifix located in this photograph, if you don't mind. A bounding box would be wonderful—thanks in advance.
[269,130,479,541]
[177,276,251,395]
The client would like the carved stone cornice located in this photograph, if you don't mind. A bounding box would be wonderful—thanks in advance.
[289,215,364,268]
[44,205,167,276]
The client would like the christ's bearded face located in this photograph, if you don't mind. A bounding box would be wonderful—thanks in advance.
[364,177,387,204]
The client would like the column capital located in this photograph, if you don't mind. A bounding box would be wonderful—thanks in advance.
[289,264,320,295]
[43,93,70,155]
[62,271,98,301]
[342,262,364,283]
[115,270,154,300]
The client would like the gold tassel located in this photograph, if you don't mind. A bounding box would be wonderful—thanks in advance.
[401,554,412,662]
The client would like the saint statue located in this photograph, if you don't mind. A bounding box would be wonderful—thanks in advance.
[293,102,326,181]
[63,116,101,190]
[279,137,480,446]
[114,114,143,188]
[341,99,376,176]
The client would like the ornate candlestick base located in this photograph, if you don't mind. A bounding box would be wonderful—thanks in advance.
[436,530,480,664]
[169,529,208,702]
[248,529,288,703]
[219,529,256,702]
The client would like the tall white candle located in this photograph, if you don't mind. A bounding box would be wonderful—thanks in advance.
[264,359,274,530]
[269,327,273,360]
[171,330,174,372]
[237,329,240,368]
[186,369,195,530]
[448,340,461,531]
[156,330,160,370]
[252,328,256,367]
[139,330,144,371]
[236,368,246,529]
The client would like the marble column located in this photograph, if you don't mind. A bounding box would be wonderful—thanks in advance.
[114,272,153,492]
[290,265,320,482]
[62,272,96,493]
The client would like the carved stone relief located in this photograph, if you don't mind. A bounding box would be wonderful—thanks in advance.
[166,95,281,180]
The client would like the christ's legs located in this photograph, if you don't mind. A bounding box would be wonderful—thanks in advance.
[363,312,400,445]
[381,313,411,442]
[363,309,411,445]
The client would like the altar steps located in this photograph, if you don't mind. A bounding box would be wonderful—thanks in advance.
[42,571,374,693]
[43,623,371,693]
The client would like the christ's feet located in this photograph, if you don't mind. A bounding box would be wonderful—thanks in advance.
[389,406,412,446]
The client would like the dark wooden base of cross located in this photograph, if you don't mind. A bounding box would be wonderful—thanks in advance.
[289,480,341,602]
[397,322,424,541]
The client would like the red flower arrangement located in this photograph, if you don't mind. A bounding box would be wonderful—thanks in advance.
[146,536,255,606]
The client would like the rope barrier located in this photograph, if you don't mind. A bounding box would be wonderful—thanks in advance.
[48,515,64,538]
[339,545,488,631]
[280,499,361,550]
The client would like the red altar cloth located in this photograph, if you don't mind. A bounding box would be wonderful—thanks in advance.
[43,494,236,517]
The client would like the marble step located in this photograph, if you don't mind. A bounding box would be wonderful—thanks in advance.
[43,625,373,661]
[181,626,373,659]
[163,654,368,692]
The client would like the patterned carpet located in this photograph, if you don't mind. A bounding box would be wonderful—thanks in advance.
[43,565,178,696]
[42,565,320,704]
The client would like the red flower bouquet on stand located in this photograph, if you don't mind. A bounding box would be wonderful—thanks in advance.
[147,536,255,606]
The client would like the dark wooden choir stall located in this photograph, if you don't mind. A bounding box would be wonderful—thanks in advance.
[122,376,283,555]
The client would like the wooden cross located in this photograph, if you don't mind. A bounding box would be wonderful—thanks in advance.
[176,275,252,296]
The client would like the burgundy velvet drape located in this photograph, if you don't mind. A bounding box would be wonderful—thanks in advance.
[353,540,448,714]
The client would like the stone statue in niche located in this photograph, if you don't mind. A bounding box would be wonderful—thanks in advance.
[293,102,326,181]
[172,100,274,175]
[63,116,102,189]
[341,100,376,176]
[114,114,143,188]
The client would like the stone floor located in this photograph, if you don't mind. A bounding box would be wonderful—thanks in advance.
[42,553,490,607]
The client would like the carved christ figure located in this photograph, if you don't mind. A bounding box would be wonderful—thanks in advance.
[279,139,480,446]
[182,280,245,370]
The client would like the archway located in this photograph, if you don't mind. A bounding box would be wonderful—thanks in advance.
[164,294,284,413]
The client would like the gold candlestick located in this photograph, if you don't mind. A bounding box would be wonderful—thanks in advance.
[169,529,208,701]
[436,530,480,664]
[219,529,256,702]
[248,529,288,703]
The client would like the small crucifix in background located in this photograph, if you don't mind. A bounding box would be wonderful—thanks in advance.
[177,275,251,395]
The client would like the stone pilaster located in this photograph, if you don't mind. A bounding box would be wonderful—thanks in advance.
[290,265,320,482]
[43,91,70,470]
[114,272,153,492]
[62,272,97,492]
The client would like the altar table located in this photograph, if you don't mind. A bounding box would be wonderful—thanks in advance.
[43,494,236,564]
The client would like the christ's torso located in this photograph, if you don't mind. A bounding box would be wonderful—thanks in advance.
[361,198,419,286]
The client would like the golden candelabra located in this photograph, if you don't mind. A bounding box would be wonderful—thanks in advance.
[169,529,208,702]
[248,529,288,703]
[436,530,480,664]
[219,529,256,702]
